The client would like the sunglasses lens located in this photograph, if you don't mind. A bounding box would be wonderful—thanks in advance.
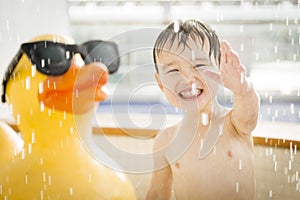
[30,44,70,76]
[82,41,120,74]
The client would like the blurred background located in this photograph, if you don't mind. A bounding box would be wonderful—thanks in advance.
[0,0,299,123]
[0,1,300,199]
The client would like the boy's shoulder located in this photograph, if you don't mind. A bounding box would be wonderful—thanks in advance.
[153,123,180,150]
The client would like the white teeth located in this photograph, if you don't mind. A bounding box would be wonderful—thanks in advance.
[179,88,202,99]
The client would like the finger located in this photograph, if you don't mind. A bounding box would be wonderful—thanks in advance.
[220,41,228,65]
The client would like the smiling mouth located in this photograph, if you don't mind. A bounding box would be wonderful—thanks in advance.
[178,88,203,100]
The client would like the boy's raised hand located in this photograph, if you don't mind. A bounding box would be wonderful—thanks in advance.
[220,40,250,95]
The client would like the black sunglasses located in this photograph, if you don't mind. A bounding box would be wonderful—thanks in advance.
[1,40,120,103]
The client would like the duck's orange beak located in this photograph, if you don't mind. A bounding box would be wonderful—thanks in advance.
[38,58,108,114]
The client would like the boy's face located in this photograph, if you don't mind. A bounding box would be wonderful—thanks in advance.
[155,37,219,112]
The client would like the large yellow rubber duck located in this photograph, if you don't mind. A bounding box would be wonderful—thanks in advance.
[0,121,23,166]
[0,34,136,199]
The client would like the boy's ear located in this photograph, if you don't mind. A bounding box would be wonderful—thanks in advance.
[155,73,164,91]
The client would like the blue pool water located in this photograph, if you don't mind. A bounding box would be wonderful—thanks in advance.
[97,99,300,123]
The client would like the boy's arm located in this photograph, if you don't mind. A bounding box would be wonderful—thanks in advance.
[231,81,260,134]
[146,165,173,200]
[146,131,173,200]
[220,41,260,134]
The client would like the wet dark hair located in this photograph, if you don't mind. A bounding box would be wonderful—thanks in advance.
[153,19,221,73]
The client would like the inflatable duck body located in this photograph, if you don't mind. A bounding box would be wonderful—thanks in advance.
[0,35,136,199]
[0,121,23,166]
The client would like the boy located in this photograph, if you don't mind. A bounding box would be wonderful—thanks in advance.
[146,19,259,200]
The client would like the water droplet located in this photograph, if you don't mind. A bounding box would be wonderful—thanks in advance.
[290,104,295,114]
[273,154,276,162]
[28,144,32,154]
[255,53,259,61]
[70,127,74,135]
[201,112,208,126]
[40,190,44,200]
[47,80,50,88]
[240,43,244,52]
[6,20,10,32]
[31,65,36,77]
[21,148,25,159]
[191,50,195,61]
[289,160,292,170]
[274,161,278,172]
[39,157,44,166]
[200,139,204,150]
[178,32,182,42]
[239,25,244,32]
[88,173,92,183]
[174,20,179,33]
[16,114,20,125]
[40,101,45,112]
[288,175,291,183]
[274,110,278,118]
[269,23,273,31]
[213,146,217,155]
[25,76,30,90]
[293,53,297,61]
[48,176,52,185]
[41,59,45,67]
[291,38,295,46]
[265,148,269,156]
[284,167,288,175]
[274,45,278,54]
[269,190,273,198]
[75,89,79,97]
[59,120,63,128]
[32,132,35,143]
[25,175,28,184]
[38,82,43,94]
[239,159,242,170]
[42,172,46,183]
[66,51,70,59]
[269,96,273,103]
[69,187,74,196]
[235,182,239,192]
[240,72,244,83]
[290,142,294,157]
[47,109,52,117]
[191,82,197,95]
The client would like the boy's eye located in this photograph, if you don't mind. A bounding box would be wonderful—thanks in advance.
[167,68,179,73]
[194,64,206,68]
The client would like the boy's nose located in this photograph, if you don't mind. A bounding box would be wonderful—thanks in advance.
[181,68,197,84]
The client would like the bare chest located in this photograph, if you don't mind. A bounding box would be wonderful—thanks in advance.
[168,129,255,200]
